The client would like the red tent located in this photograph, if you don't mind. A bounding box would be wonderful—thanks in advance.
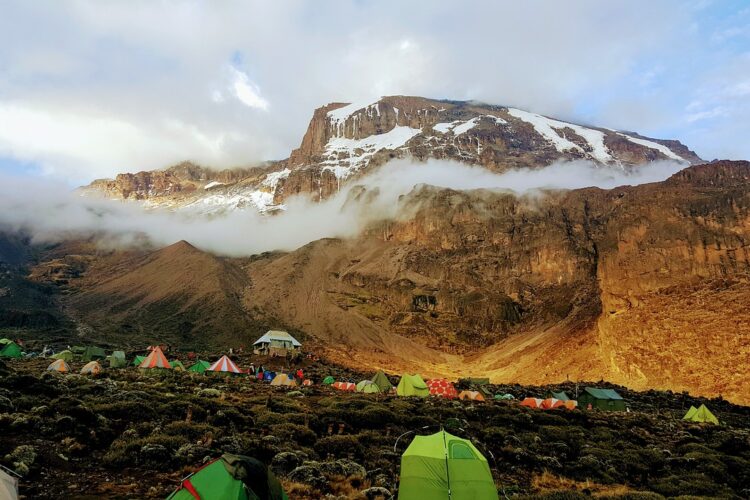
[332,381,356,391]
[139,346,171,369]
[208,355,241,374]
[520,397,543,409]
[427,378,458,399]
[541,398,565,409]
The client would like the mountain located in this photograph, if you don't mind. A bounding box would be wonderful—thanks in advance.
[25,160,750,403]
[80,96,701,213]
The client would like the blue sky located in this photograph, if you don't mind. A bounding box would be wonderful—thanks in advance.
[0,0,748,184]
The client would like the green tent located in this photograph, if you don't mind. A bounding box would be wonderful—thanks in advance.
[322,375,335,385]
[0,338,11,345]
[398,430,497,500]
[132,355,146,367]
[107,351,127,368]
[578,387,626,411]
[550,391,570,401]
[371,370,394,392]
[396,374,429,398]
[51,350,74,362]
[683,404,719,425]
[0,341,22,358]
[166,453,287,500]
[356,380,381,394]
[187,360,211,374]
[81,346,106,362]
[494,393,514,400]
[170,360,186,371]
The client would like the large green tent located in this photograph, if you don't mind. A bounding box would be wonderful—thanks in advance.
[356,380,381,394]
[187,360,210,374]
[81,346,106,362]
[371,370,394,392]
[396,374,429,398]
[107,351,127,368]
[166,453,287,500]
[578,387,626,411]
[0,341,22,359]
[322,375,335,385]
[398,430,497,500]
[550,391,570,401]
[51,350,74,362]
[683,404,719,425]
[132,355,146,367]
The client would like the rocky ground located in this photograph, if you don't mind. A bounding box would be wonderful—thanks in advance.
[0,354,749,499]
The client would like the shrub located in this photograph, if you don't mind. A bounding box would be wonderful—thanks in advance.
[270,423,317,447]
[314,435,364,460]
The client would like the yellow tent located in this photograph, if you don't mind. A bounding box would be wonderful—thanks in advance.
[270,373,298,387]
[683,404,719,425]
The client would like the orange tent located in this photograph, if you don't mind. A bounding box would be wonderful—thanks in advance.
[208,355,241,374]
[520,397,543,409]
[47,359,70,373]
[332,381,356,391]
[138,346,171,369]
[563,400,578,410]
[427,379,458,399]
[541,398,565,410]
[302,379,313,386]
[80,361,102,375]
[458,390,485,401]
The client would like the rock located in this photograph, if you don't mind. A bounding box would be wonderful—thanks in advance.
[271,451,303,476]
[361,486,391,499]
[287,465,327,490]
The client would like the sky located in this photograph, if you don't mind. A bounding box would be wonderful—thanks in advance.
[0,0,748,184]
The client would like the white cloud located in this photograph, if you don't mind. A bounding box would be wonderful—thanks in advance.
[229,66,269,110]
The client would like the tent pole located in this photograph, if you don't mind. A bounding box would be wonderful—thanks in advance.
[442,426,451,500]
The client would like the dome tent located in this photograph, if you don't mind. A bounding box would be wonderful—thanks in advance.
[396,374,429,398]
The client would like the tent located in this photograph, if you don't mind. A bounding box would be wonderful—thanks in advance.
[427,379,458,399]
[301,379,313,386]
[494,394,514,401]
[563,400,578,410]
[458,390,485,401]
[263,370,276,382]
[578,387,626,411]
[81,346,106,362]
[396,374,429,398]
[356,380,381,394]
[550,391,570,401]
[541,398,565,410]
[398,430,497,500]
[270,374,298,387]
[520,397,543,409]
[107,350,127,368]
[47,359,70,373]
[322,375,335,385]
[170,360,186,371]
[0,466,19,500]
[187,360,211,374]
[139,346,171,369]
[332,381,356,392]
[50,350,74,362]
[371,370,394,392]
[209,355,242,374]
[683,404,719,425]
[0,341,22,359]
[80,361,102,375]
[166,453,287,500]
[131,355,146,367]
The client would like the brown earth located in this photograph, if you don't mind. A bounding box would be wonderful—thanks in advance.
[17,160,749,405]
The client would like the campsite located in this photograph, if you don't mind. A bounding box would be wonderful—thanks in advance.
[1,343,749,499]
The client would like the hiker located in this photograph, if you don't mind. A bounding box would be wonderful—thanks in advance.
[296,368,304,382]
[250,363,256,375]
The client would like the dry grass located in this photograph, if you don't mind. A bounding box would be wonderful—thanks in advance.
[532,471,636,496]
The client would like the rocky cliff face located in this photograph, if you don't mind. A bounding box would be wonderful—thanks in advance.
[81,96,702,211]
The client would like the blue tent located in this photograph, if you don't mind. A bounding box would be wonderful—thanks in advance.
[263,370,276,382]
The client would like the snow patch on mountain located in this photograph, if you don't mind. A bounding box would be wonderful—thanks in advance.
[617,133,685,162]
[433,115,507,136]
[204,181,224,190]
[322,125,421,179]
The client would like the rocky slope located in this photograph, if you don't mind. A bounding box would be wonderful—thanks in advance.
[25,160,750,404]
[80,96,701,212]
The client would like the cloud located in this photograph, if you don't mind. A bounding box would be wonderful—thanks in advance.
[0,159,687,257]
[0,0,746,180]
